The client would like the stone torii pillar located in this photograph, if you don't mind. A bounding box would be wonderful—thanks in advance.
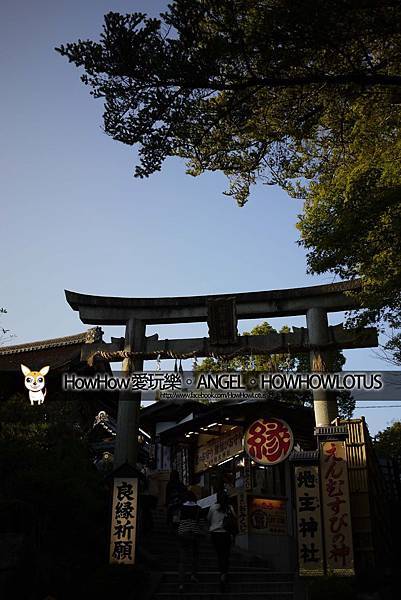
[64,281,379,568]
[306,307,338,427]
[113,318,146,468]
[65,281,377,435]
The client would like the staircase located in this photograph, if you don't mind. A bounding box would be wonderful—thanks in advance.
[143,508,296,600]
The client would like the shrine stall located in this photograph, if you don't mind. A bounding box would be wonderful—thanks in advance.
[142,397,315,572]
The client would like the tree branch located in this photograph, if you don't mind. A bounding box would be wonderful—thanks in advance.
[177,72,401,91]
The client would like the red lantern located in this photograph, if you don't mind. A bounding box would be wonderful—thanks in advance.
[244,417,294,465]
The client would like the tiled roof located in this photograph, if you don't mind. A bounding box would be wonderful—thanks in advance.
[289,450,320,462]
[0,327,103,356]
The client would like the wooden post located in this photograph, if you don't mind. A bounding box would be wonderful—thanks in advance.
[114,318,146,468]
[306,308,338,427]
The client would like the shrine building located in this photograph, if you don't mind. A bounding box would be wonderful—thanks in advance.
[140,398,393,576]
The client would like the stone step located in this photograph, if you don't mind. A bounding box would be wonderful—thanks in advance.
[147,511,294,599]
[145,548,220,555]
[154,593,293,600]
[144,541,245,551]
[145,558,269,570]
[161,571,294,583]
[157,581,293,594]
[148,532,203,536]
[144,543,270,566]
[143,541,271,570]
[145,542,221,551]
[144,550,241,561]
[143,544,267,561]
[147,555,270,569]
[149,531,211,537]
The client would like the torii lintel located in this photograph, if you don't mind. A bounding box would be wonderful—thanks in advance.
[65,280,363,326]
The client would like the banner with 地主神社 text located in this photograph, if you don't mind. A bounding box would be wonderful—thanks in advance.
[294,465,324,576]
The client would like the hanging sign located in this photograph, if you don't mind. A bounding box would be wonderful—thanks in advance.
[320,441,355,576]
[244,418,294,465]
[243,455,252,491]
[237,490,249,535]
[109,477,138,565]
[194,427,243,473]
[294,465,324,576]
[249,497,287,535]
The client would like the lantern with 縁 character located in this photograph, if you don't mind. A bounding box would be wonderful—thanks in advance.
[244,417,294,466]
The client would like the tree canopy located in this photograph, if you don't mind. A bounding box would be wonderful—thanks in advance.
[57,0,401,347]
[196,321,355,418]
[0,394,108,595]
[373,420,401,460]
[0,306,14,345]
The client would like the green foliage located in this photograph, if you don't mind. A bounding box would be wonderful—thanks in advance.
[298,120,401,334]
[373,420,401,460]
[80,565,149,600]
[56,1,401,351]
[307,575,356,600]
[0,395,109,594]
[196,322,294,373]
[56,1,401,204]
[0,305,14,345]
[196,321,355,418]
[385,333,401,364]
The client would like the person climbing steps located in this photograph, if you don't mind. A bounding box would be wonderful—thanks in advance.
[207,490,238,593]
[176,491,203,592]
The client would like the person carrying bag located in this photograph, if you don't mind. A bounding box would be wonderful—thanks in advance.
[207,491,238,592]
[166,470,187,532]
[223,506,239,537]
[177,491,202,592]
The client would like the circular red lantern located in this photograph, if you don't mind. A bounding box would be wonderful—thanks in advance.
[244,417,294,466]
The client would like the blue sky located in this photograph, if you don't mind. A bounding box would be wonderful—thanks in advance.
[1,0,400,433]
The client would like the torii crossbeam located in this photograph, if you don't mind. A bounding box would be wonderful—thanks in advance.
[65,280,378,467]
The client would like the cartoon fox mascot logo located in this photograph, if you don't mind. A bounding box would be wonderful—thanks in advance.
[21,364,49,405]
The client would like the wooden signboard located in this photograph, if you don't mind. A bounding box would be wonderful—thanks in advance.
[320,441,355,576]
[194,427,243,473]
[109,477,138,565]
[294,465,324,576]
[244,455,252,491]
[237,490,249,535]
[249,497,287,535]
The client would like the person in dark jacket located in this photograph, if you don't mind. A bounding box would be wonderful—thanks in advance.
[177,491,202,592]
[165,470,187,531]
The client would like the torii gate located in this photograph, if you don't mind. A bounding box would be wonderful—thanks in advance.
[66,279,378,469]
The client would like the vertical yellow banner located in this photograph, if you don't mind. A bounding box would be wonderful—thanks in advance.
[109,477,138,565]
[320,441,355,575]
[295,465,325,576]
